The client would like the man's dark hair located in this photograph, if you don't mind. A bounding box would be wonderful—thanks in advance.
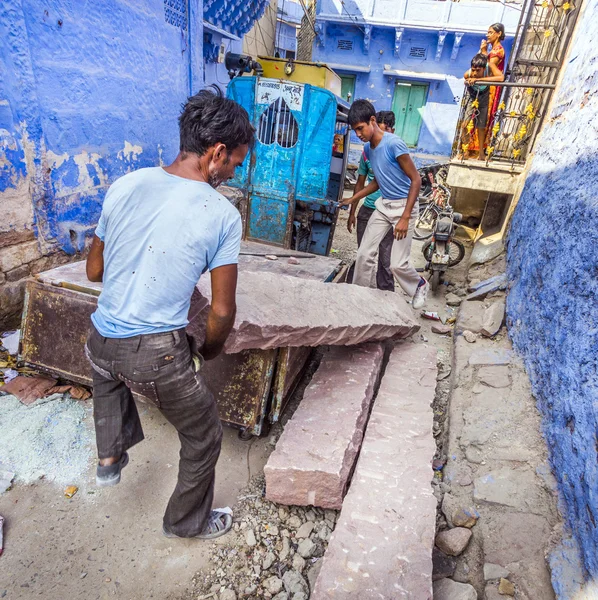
[471,53,488,69]
[376,110,396,129]
[178,86,255,157]
[348,99,376,127]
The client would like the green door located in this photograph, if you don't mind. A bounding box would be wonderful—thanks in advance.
[391,82,428,146]
[340,75,356,103]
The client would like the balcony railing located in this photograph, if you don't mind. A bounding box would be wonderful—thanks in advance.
[451,81,555,166]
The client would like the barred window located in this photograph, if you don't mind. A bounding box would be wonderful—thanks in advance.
[257,98,299,149]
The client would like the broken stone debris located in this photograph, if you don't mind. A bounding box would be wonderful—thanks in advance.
[312,343,437,599]
[498,577,515,596]
[192,273,419,354]
[445,292,462,306]
[484,563,510,581]
[463,330,477,343]
[433,577,477,600]
[466,273,507,300]
[432,323,453,335]
[265,344,384,509]
[1,330,19,355]
[452,507,479,529]
[0,467,15,494]
[435,527,473,556]
[481,300,506,337]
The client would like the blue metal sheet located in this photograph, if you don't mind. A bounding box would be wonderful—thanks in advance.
[247,194,291,246]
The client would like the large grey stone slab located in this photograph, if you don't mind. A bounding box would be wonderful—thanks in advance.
[468,348,514,366]
[473,467,546,511]
[312,342,437,599]
[466,273,507,300]
[191,272,419,353]
[264,343,384,509]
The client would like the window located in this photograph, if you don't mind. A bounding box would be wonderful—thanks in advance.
[337,39,354,51]
[163,0,187,30]
[409,46,427,59]
[257,98,299,148]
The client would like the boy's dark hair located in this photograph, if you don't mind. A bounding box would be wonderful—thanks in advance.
[376,110,396,129]
[179,86,255,157]
[490,23,506,41]
[471,53,488,69]
[348,99,376,127]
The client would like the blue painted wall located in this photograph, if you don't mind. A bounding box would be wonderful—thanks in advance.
[312,23,512,155]
[507,0,598,580]
[0,0,267,258]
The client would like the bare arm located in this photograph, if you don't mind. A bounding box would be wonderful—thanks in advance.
[340,179,379,207]
[348,175,366,232]
[473,60,505,83]
[393,154,421,240]
[200,264,238,360]
[86,235,104,282]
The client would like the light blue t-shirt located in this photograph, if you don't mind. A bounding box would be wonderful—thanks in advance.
[364,133,412,200]
[92,167,242,338]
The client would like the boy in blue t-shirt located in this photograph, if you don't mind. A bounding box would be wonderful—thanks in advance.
[341,100,428,309]
[346,110,396,291]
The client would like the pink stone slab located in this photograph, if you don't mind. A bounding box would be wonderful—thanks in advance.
[312,342,438,600]
[265,343,385,509]
[191,272,419,354]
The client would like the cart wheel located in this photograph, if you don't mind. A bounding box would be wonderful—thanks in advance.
[238,428,255,441]
[431,270,441,292]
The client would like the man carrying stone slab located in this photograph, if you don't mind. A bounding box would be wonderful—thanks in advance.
[341,99,429,309]
[85,88,254,540]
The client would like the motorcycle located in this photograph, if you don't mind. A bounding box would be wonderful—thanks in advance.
[418,163,448,198]
[422,207,465,291]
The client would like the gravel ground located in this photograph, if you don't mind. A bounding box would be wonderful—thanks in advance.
[177,475,337,600]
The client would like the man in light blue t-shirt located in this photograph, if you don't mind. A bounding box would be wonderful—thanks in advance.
[341,99,429,309]
[85,88,255,541]
[346,111,396,291]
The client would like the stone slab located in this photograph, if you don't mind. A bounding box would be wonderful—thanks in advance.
[473,466,546,511]
[265,343,384,509]
[312,342,437,599]
[481,301,506,337]
[468,348,513,366]
[466,273,507,300]
[192,272,419,353]
[455,300,485,334]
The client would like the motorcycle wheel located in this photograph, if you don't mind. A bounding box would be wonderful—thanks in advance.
[430,270,441,292]
[422,239,465,267]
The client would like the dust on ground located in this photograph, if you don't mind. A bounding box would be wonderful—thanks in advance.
[0,393,94,486]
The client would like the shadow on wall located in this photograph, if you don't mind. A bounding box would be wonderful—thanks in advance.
[506,151,598,580]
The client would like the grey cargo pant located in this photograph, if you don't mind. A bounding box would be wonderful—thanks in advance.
[86,325,222,537]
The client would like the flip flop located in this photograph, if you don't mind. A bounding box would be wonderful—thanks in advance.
[96,452,129,487]
[163,510,233,540]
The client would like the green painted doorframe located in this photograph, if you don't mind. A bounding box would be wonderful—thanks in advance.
[391,81,428,147]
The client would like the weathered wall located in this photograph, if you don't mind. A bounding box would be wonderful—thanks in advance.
[507,0,598,579]
[312,24,512,155]
[0,0,269,328]
[243,0,278,58]
[0,0,199,326]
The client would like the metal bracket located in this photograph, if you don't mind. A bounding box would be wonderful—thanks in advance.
[394,27,404,58]
[363,25,372,54]
[451,32,464,62]
[436,30,447,62]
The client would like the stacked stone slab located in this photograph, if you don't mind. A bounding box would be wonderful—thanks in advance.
[264,343,385,509]
[312,342,438,599]
[192,271,419,353]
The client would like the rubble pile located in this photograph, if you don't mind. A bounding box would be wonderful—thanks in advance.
[187,476,338,600]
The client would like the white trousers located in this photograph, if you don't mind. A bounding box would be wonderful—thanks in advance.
[353,197,421,298]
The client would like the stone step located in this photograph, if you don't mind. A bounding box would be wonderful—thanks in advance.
[312,342,438,599]
[264,343,385,509]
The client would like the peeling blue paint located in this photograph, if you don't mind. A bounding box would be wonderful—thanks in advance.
[507,0,598,581]
[1,0,268,256]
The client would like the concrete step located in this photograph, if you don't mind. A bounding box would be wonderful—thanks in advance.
[312,342,438,599]
[264,343,385,509]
